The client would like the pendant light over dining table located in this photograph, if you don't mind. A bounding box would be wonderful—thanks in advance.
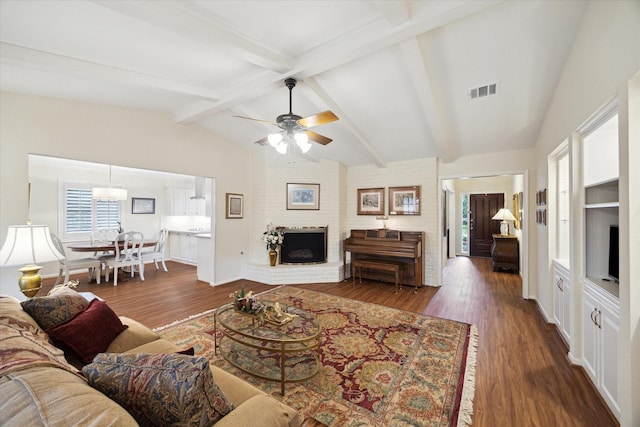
[92,165,127,201]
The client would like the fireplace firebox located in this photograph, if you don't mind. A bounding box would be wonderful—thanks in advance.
[279,226,327,264]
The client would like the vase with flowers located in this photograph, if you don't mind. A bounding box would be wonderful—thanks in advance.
[262,224,283,267]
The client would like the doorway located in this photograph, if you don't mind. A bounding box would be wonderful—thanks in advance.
[469,193,503,257]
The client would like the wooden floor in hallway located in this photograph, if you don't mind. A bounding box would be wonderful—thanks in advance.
[40,256,617,427]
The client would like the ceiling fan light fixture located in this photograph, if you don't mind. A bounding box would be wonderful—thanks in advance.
[268,132,283,147]
[275,141,288,154]
[294,132,308,144]
[295,133,312,153]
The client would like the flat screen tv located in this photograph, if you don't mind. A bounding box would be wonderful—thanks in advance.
[608,225,619,282]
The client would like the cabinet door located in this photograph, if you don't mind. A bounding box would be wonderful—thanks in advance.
[553,270,563,327]
[599,303,620,417]
[189,235,198,263]
[581,289,599,382]
[172,189,187,215]
[560,276,571,345]
[169,233,181,260]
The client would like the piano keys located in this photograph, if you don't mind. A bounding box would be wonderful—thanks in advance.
[343,229,424,289]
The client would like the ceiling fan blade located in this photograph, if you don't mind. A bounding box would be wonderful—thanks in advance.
[305,130,332,145]
[233,115,277,125]
[253,136,269,145]
[297,110,338,128]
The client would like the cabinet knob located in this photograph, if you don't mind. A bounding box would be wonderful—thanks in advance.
[595,309,602,329]
[556,278,563,291]
[590,308,597,325]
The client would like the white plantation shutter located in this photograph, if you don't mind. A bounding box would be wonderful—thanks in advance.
[96,200,121,230]
[66,188,93,233]
[64,185,121,237]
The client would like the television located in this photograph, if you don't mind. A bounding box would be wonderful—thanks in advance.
[608,225,619,282]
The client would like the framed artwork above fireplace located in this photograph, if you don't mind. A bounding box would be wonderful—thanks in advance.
[287,183,320,210]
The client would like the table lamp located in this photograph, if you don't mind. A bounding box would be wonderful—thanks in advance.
[492,208,516,236]
[0,224,65,297]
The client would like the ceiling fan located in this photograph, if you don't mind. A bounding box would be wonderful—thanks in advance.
[235,78,338,154]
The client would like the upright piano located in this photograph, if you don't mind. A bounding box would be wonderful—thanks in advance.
[343,229,424,288]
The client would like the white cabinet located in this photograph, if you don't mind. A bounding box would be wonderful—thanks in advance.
[552,261,571,346]
[169,231,197,265]
[167,188,206,216]
[581,279,620,419]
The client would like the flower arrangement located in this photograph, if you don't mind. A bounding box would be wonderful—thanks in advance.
[230,287,264,315]
[262,223,283,251]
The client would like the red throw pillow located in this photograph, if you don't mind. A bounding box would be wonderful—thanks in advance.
[47,299,128,363]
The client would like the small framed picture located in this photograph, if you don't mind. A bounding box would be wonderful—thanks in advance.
[225,193,243,219]
[131,197,155,214]
[389,186,421,215]
[357,188,384,215]
[287,183,320,210]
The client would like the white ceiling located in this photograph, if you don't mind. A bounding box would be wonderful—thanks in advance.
[0,0,588,167]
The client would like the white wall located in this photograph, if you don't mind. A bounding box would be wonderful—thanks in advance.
[0,92,253,299]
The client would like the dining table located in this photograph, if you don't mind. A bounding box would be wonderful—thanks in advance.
[67,240,157,253]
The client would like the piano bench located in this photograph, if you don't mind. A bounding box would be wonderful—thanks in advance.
[352,259,406,294]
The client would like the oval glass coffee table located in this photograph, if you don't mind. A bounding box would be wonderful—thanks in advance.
[214,302,322,395]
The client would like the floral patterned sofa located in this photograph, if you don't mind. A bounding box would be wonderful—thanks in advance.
[0,289,303,426]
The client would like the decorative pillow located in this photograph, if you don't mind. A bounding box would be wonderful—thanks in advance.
[20,286,90,330]
[47,299,128,363]
[82,353,234,426]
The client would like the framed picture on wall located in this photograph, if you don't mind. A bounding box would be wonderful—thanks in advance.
[287,183,320,210]
[389,186,421,215]
[357,188,384,215]
[225,193,243,219]
[512,193,520,230]
[131,197,155,214]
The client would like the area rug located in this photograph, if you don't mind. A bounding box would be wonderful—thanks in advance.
[155,287,477,427]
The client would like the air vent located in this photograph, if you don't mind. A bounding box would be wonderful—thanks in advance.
[469,82,498,99]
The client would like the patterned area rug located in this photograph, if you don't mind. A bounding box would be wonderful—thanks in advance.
[155,287,477,427]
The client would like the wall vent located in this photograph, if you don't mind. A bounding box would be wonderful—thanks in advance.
[469,82,498,99]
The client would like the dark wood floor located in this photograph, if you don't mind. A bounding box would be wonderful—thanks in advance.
[41,257,617,427]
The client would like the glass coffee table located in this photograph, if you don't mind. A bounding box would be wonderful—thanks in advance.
[214,302,322,395]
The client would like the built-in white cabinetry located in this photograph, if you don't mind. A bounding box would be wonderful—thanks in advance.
[552,261,571,346]
[581,279,620,419]
[167,188,206,216]
[169,231,197,265]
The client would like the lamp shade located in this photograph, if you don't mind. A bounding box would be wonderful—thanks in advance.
[92,187,128,201]
[492,208,516,221]
[0,224,65,267]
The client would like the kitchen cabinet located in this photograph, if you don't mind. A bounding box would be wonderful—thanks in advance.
[552,261,571,346]
[169,231,197,265]
[167,188,206,216]
[581,279,620,420]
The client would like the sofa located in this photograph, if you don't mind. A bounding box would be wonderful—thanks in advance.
[0,290,304,427]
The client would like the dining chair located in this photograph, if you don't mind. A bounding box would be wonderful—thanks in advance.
[141,228,169,272]
[50,233,102,285]
[104,231,144,286]
[91,229,119,258]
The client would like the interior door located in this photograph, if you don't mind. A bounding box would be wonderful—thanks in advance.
[469,193,504,257]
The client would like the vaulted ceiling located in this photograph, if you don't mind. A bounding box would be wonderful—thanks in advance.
[0,0,588,167]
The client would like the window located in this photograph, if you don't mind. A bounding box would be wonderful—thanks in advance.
[64,184,121,239]
[461,194,469,254]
